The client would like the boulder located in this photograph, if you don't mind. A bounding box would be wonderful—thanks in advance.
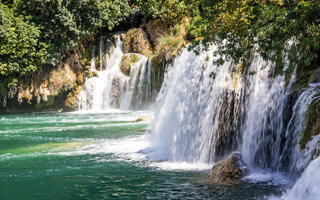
[146,19,169,51]
[120,54,140,76]
[124,28,153,56]
[208,153,248,184]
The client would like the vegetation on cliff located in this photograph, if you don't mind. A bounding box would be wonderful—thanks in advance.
[0,0,131,100]
[1,0,319,113]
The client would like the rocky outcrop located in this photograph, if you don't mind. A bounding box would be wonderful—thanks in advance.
[300,100,320,149]
[1,49,94,113]
[120,54,140,76]
[124,28,153,56]
[146,19,169,51]
[208,153,248,184]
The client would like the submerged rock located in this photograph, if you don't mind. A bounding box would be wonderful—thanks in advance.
[208,153,248,184]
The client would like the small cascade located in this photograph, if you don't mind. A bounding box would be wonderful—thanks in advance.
[99,38,104,70]
[121,57,153,109]
[241,54,290,170]
[91,46,96,71]
[78,35,154,111]
[280,83,320,173]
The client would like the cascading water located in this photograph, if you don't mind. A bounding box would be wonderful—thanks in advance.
[283,156,320,200]
[150,43,320,173]
[280,83,320,173]
[150,46,245,163]
[78,35,154,111]
[241,54,291,170]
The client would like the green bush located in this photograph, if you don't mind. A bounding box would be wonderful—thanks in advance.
[0,0,132,99]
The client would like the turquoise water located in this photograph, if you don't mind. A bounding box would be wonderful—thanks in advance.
[0,111,287,199]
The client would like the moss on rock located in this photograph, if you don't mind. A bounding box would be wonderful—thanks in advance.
[65,85,83,109]
[120,54,140,76]
[300,101,320,149]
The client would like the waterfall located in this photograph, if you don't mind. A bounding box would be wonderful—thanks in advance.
[241,54,290,170]
[150,42,320,171]
[280,83,320,173]
[78,35,154,111]
[150,46,244,162]
[99,38,104,70]
[284,156,320,200]
[91,46,96,71]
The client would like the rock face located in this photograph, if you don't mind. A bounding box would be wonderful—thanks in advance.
[208,153,248,184]
[146,19,169,51]
[124,28,153,56]
[300,100,320,149]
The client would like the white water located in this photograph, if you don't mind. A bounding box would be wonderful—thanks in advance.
[149,44,295,166]
[241,53,290,170]
[78,35,154,111]
[150,46,243,163]
[280,83,320,173]
[150,43,320,176]
[285,156,320,200]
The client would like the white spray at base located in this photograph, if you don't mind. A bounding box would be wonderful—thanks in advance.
[273,156,320,200]
[78,35,153,111]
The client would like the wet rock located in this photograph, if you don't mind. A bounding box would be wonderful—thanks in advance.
[300,100,320,149]
[124,28,153,56]
[136,116,149,122]
[208,153,248,184]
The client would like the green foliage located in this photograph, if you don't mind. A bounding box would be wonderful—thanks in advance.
[17,0,131,65]
[132,0,191,26]
[0,3,48,92]
[137,0,319,69]
[0,0,132,98]
[190,0,320,67]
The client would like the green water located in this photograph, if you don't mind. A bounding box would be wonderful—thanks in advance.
[0,111,286,200]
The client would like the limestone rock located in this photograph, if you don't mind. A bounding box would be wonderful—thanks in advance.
[208,153,248,184]
[124,28,153,56]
